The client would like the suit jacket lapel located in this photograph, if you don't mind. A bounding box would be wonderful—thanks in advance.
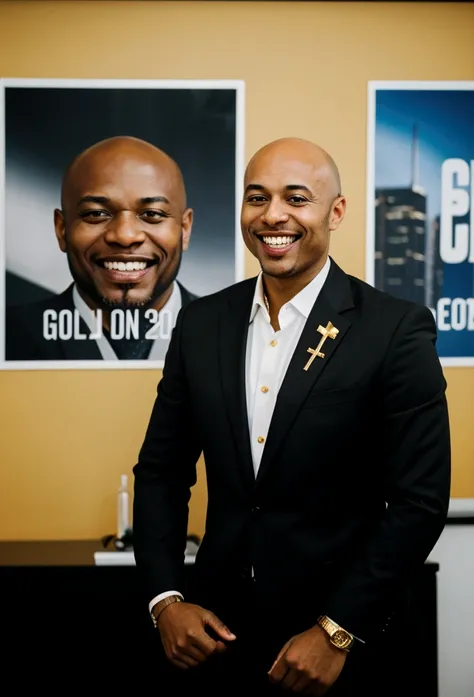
[58,330,104,360]
[255,261,354,488]
[218,279,258,491]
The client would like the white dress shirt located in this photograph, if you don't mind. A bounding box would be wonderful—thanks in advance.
[245,258,331,474]
[148,258,332,614]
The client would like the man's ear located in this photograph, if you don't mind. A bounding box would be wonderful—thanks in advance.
[328,195,346,232]
[181,208,193,251]
[54,209,67,252]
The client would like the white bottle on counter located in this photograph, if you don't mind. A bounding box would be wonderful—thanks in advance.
[117,474,130,539]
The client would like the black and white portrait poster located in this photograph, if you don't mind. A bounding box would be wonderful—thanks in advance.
[0,78,245,369]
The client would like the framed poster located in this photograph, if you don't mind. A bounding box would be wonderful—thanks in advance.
[367,81,474,367]
[0,78,245,369]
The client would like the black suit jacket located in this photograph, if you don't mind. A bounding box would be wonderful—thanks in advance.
[4,282,197,361]
[133,258,450,641]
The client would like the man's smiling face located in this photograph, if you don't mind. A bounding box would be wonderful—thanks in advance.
[240,138,345,283]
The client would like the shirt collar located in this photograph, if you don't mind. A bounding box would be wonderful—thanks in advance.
[249,256,331,323]
[249,274,268,322]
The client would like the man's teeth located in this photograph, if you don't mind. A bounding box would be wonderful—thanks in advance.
[103,261,147,271]
[262,235,297,247]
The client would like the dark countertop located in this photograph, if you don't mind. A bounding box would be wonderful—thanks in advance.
[0,539,439,572]
[0,539,101,566]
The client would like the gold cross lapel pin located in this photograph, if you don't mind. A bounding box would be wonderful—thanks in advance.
[303,321,339,371]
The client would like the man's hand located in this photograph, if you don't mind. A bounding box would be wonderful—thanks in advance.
[268,625,347,695]
[156,601,236,670]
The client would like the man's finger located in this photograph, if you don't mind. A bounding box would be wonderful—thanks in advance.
[182,641,209,662]
[169,655,195,670]
[179,653,200,669]
[302,682,328,696]
[268,656,289,683]
[280,667,300,690]
[290,674,311,693]
[214,639,228,653]
[168,640,203,668]
[192,627,224,656]
[268,639,291,676]
[205,612,236,642]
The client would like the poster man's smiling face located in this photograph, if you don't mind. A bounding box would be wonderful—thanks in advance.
[54,136,193,312]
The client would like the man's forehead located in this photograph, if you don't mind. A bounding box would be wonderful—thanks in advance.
[67,158,180,198]
[245,157,326,189]
[77,153,174,180]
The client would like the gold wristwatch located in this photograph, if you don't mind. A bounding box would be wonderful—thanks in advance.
[151,595,183,628]
[317,615,354,651]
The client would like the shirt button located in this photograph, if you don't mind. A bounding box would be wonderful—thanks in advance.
[270,340,277,347]
[261,386,269,393]
[257,436,265,444]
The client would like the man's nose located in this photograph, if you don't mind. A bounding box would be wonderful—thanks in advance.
[261,199,290,227]
[103,212,146,246]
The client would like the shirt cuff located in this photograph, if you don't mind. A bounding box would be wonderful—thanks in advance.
[148,590,184,615]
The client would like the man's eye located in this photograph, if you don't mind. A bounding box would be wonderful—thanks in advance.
[288,196,306,204]
[140,210,166,221]
[246,195,266,203]
[80,210,110,220]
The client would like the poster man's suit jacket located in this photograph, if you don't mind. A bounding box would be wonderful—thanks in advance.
[133,258,451,641]
[5,282,197,361]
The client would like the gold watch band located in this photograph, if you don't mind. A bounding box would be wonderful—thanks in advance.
[151,595,183,627]
[317,615,354,651]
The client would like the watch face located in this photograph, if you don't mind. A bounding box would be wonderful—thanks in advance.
[332,629,352,649]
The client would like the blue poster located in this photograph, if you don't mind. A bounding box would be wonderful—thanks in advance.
[367,81,474,366]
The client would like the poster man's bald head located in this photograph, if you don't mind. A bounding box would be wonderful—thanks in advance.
[61,136,187,215]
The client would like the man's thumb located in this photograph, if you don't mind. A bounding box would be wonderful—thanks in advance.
[206,612,236,641]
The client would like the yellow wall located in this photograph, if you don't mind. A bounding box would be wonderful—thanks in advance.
[0,1,473,540]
